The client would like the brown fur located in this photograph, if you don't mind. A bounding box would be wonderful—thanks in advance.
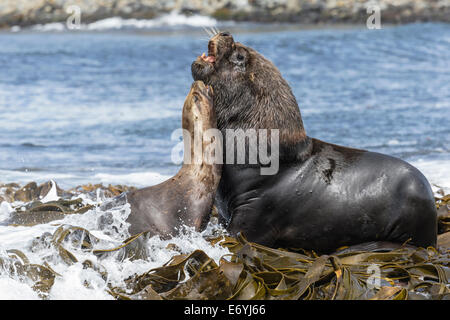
[192,32,306,161]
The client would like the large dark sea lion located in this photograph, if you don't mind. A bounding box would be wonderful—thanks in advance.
[124,81,222,237]
[191,32,438,253]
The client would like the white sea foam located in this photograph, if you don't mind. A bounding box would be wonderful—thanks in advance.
[0,190,229,300]
[49,264,114,300]
[0,169,78,188]
[40,180,60,203]
[412,159,450,194]
[0,169,171,190]
[93,172,170,188]
[10,26,21,33]
[0,277,40,300]
[87,13,217,30]
[31,22,66,32]
[0,202,13,223]
[387,139,400,146]
[29,12,217,32]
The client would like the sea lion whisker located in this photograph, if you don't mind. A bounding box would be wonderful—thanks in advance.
[208,27,215,36]
[202,26,213,38]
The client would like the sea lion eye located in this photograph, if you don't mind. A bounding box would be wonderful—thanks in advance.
[230,50,247,71]
[193,93,200,103]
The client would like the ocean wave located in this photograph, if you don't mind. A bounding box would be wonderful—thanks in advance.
[412,159,450,194]
[93,172,171,188]
[25,12,218,32]
[0,189,229,299]
[0,169,78,187]
[0,169,172,190]
[0,277,40,300]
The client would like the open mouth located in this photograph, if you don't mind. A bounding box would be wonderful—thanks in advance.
[200,41,216,64]
[201,53,215,64]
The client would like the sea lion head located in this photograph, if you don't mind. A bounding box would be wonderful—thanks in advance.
[191,32,237,81]
[182,80,216,135]
[191,32,306,161]
[191,32,250,90]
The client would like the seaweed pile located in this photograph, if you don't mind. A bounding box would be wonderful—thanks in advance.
[0,181,449,300]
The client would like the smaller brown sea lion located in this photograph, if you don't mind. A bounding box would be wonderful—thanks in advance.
[124,81,222,237]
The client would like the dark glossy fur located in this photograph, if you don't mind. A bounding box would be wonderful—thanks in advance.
[191,33,437,253]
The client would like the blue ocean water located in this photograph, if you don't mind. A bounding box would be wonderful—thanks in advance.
[0,22,449,189]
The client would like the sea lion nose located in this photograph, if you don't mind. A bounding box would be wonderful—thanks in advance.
[219,32,231,37]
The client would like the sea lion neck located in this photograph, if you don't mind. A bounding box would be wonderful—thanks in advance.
[179,120,222,190]
[210,69,307,161]
[212,79,306,136]
[179,101,221,189]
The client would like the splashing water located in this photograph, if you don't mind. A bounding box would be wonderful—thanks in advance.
[0,187,229,300]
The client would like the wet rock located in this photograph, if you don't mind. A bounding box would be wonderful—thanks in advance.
[38,181,55,199]
[70,183,135,199]
[5,198,94,226]
[437,232,450,250]
[0,184,18,203]
[14,182,39,202]
[12,180,68,203]
[37,181,62,200]
[3,183,20,189]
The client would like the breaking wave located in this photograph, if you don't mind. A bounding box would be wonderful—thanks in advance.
[13,11,220,32]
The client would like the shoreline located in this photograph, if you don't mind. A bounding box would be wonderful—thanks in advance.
[0,21,378,35]
[1,20,447,36]
[0,1,449,30]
